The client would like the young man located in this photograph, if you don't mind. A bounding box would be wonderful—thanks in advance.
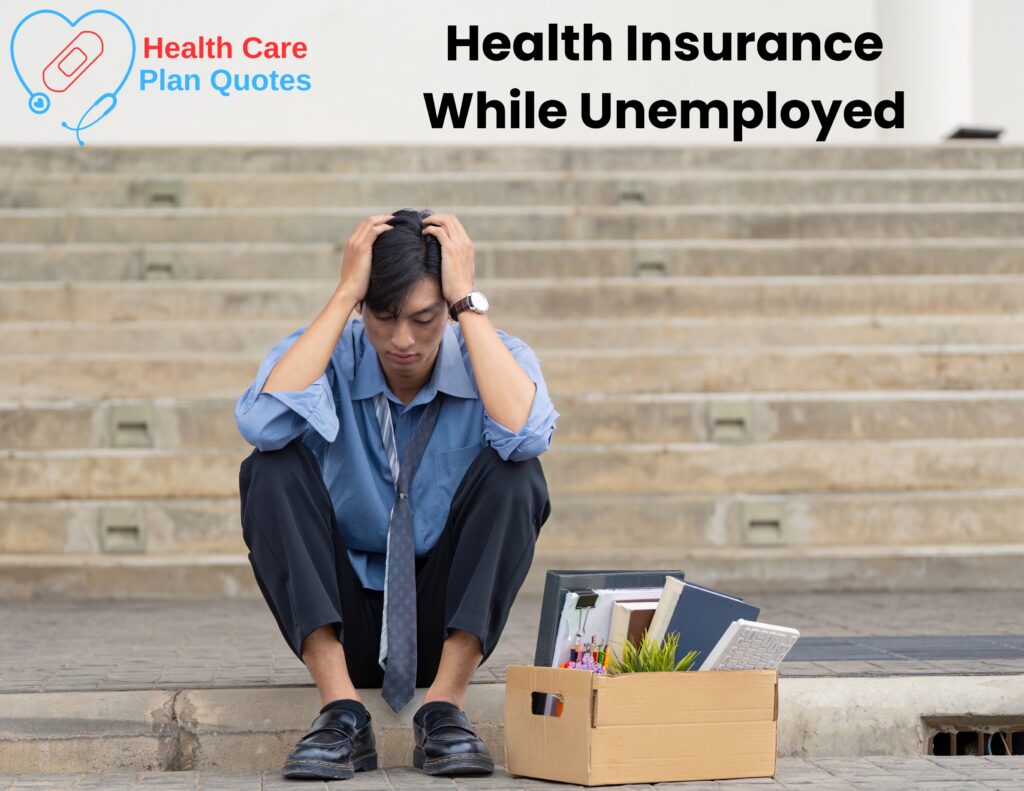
[234,210,558,781]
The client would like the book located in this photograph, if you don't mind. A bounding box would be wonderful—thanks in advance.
[607,600,659,663]
[646,576,686,646]
[663,582,761,667]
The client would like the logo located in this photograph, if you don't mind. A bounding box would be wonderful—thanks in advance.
[10,9,136,146]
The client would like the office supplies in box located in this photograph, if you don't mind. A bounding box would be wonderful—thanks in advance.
[535,569,685,666]
[504,664,778,786]
[550,586,665,668]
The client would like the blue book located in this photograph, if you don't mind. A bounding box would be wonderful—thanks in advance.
[664,583,760,668]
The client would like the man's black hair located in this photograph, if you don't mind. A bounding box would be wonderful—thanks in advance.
[364,208,442,318]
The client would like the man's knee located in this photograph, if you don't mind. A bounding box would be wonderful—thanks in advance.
[241,438,305,472]
[475,448,551,528]
[239,439,310,494]
[475,446,540,484]
[239,439,322,542]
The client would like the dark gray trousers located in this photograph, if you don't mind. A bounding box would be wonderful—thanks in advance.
[238,438,550,688]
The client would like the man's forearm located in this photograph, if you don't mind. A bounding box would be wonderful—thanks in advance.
[261,286,358,393]
[458,311,535,433]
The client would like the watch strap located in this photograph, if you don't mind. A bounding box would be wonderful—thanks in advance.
[448,293,474,321]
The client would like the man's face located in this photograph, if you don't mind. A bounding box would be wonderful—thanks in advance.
[362,277,449,391]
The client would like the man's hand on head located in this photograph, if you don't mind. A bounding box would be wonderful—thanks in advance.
[421,213,476,304]
[338,214,395,304]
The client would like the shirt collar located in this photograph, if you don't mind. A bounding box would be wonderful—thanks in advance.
[350,321,477,404]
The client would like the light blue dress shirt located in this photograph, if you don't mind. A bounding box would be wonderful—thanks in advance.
[234,318,560,591]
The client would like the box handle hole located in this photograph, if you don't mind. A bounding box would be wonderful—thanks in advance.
[530,691,565,718]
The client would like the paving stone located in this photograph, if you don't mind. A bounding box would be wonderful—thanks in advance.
[869,757,961,772]
[192,774,278,791]
[647,785,724,790]
[776,786,856,791]
[3,764,1021,790]
[808,759,896,779]
[705,785,785,790]
[4,778,85,790]
[929,757,1024,780]
[4,593,1024,694]
[132,773,201,789]
[776,775,848,786]
[451,769,530,789]
[384,768,459,788]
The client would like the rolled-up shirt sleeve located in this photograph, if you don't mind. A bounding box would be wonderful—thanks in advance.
[482,340,560,462]
[234,328,340,451]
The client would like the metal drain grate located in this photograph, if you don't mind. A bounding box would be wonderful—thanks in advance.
[925,717,1024,756]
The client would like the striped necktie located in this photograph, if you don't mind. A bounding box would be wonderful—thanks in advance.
[372,391,442,712]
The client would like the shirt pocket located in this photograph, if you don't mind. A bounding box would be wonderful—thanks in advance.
[433,442,486,516]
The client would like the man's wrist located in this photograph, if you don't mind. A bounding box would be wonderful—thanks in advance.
[332,285,361,314]
[456,307,488,323]
[449,287,489,322]
[447,284,475,304]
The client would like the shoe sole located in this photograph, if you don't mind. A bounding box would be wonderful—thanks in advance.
[282,750,378,780]
[413,746,495,776]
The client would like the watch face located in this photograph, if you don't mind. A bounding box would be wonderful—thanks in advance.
[470,291,489,312]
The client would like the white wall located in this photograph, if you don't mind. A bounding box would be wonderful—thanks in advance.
[0,0,1018,145]
[876,0,973,142]
[973,0,1024,140]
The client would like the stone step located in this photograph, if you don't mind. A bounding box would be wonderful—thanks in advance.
[4,276,1024,322]
[4,144,1024,174]
[6,392,1024,450]
[5,347,1024,399]
[6,170,1024,209]
[3,680,1024,773]
[2,545,1022,600]
[4,441,1024,500]
[11,315,1024,354]
[3,239,1024,281]
[2,205,1023,244]
[5,488,1023,556]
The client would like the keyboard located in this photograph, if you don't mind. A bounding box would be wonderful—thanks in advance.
[698,619,800,671]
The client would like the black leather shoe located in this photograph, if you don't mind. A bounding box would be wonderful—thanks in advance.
[282,706,378,780]
[412,703,495,776]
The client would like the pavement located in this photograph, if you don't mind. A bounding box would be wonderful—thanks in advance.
[2,758,1024,790]
[2,590,1023,695]
[3,590,1024,784]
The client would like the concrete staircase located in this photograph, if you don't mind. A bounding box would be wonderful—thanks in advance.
[3,144,1024,599]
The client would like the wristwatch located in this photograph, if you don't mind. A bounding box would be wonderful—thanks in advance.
[449,290,490,321]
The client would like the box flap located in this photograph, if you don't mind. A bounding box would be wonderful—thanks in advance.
[591,669,777,727]
[504,665,594,784]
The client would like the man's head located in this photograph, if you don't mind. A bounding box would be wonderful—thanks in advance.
[360,208,449,397]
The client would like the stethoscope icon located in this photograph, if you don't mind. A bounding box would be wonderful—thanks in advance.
[10,9,136,146]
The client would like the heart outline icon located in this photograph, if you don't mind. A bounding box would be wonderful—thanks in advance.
[10,8,136,146]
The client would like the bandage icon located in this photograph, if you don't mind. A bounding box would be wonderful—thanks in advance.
[42,31,104,93]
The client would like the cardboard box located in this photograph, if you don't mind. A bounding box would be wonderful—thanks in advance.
[504,664,778,786]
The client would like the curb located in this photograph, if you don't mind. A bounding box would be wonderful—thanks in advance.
[2,675,1022,772]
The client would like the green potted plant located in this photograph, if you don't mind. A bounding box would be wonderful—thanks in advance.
[608,629,699,675]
